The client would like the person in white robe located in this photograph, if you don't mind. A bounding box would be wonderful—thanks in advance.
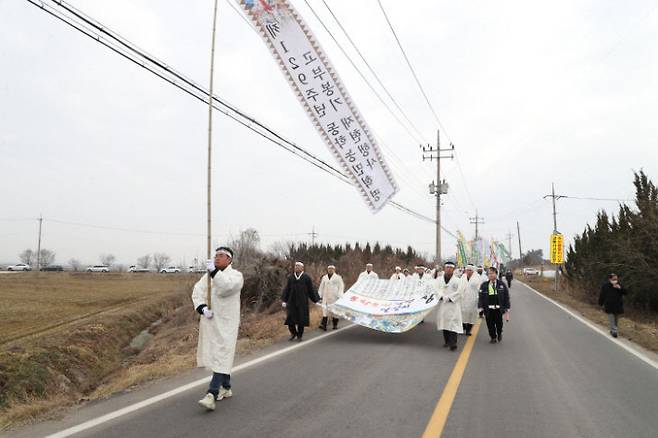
[412,265,429,281]
[358,263,379,280]
[390,266,403,280]
[193,247,244,411]
[459,264,481,336]
[435,261,463,351]
[318,265,345,330]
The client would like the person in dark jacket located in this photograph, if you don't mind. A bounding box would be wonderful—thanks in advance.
[598,273,627,338]
[282,261,319,342]
[478,267,511,343]
[504,270,513,288]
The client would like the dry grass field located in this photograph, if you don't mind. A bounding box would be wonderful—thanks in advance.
[0,272,196,344]
[0,272,321,430]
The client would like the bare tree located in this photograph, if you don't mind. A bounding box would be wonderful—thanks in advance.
[68,258,82,271]
[136,254,152,269]
[152,253,171,271]
[39,249,56,266]
[100,253,116,266]
[269,240,294,260]
[114,264,127,272]
[228,228,261,265]
[19,249,34,265]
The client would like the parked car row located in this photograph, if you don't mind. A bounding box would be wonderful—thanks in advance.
[523,267,541,276]
[3,263,206,273]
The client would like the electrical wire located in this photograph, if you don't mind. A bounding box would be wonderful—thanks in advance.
[25,0,459,237]
[317,0,427,143]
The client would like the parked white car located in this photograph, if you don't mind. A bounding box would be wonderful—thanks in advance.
[160,266,181,274]
[129,265,151,273]
[7,263,31,271]
[87,265,110,272]
[523,267,540,276]
[188,266,206,273]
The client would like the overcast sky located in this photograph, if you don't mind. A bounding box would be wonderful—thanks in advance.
[1,0,657,267]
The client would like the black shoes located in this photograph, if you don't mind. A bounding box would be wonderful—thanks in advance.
[490,338,497,344]
[450,345,458,351]
[319,317,328,331]
[497,333,503,342]
[288,335,297,341]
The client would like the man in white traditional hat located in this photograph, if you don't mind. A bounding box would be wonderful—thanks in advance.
[358,263,379,281]
[193,246,244,411]
[459,264,481,336]
[412,265,428,281]
[318,265,345,330]
[436,261,463,351]
[390,266,403,280]
[282,261,319,342]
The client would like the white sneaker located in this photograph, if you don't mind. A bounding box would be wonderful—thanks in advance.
[198,393,216,411]
[218,387,233,400]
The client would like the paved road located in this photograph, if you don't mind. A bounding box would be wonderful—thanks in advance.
[11,282,658,438]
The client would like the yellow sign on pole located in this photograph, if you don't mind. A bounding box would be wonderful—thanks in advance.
[550,233,564,264]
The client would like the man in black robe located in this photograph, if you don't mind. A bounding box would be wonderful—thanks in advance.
[282,261,319,342]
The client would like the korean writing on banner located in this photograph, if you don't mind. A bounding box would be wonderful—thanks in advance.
[550,233,564,264]
[333,277,437,316]
[237,0,398,212]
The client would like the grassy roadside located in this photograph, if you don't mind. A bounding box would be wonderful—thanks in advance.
[0,273,322,430]
[521,275,657,354]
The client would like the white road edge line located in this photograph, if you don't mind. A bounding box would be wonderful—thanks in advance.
[519,281,657,370]
[45,324,357,438]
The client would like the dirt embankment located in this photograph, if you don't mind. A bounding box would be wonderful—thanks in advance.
[0,273,321,430]
[521,275,657,354]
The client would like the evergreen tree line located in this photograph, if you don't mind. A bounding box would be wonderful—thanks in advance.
[564,171,658,312]
[231,233,429,312]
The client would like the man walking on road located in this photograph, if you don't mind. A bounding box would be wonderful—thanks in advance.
[390,266,403,280]
[358,263,379,281]
[504,270,514,288]
[598,273,627,338]
[436,261,463,351]
[318,265,345,331]
[478,267,510,344]
[459,264,481,336]
[192,247,244,411]
[282,262,320,342]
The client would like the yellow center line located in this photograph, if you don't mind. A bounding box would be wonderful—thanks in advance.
[422,321,481,438]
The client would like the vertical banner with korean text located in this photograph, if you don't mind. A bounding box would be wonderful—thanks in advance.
[237,0,398,212]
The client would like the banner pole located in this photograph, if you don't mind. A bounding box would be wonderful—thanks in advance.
[206,0,220,309]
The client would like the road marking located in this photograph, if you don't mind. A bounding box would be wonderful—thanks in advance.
[519,281,657,370]
[422,321,481,438]
[45,324,357,438]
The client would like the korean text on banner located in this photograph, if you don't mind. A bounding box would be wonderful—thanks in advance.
[237,0,398,212]
[550,233,564,264]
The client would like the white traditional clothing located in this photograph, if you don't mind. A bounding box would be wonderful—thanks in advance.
[435,273,463,334]
[191,265,244,374]
[358,270,379,281]
[390,272,404,280]
[318,273,345,318]
[459,272,481,325]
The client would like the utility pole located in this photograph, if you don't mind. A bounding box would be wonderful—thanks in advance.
[544,182,565,291]
[469,209,485,240]
[421,129,454,266]
[517,221,523,265]
[308,226,318,246]
[36,214,43,273]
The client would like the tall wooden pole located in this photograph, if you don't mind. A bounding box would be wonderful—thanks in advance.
[206,0,220,309]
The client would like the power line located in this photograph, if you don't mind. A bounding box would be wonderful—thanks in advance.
[301,0,423,145]
[25,0,458,237]
[376,0,446,136]
[317,0,427,142]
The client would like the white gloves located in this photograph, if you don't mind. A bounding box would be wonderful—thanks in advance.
[282,302,287,308]
[206,259,215,271]
[203,308,214,319]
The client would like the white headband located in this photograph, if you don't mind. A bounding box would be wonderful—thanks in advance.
[327,265,336,269]
[217,249,233,258]
[295,261,304,267]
